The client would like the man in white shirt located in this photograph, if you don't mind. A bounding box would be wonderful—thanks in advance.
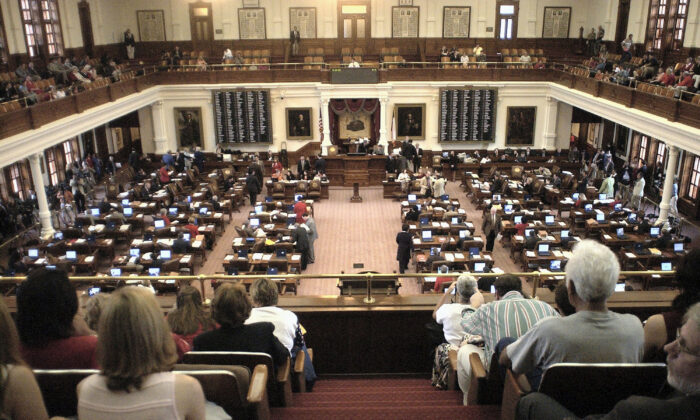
[433,275,484,346]
[631,171,646,210]
[348,57,361,68]
[245,278,317,388]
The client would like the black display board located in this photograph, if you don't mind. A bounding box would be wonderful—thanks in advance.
[213,89,272,143]
[439,88,496,142]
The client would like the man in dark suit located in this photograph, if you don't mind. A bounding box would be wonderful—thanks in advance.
[297,156,311,176]
[248,156,263,187]
[525,230,539,250]
[290,26,301,56]
[172,233,189,254]
[292,222,310,270]
[245,168,261,205]
[482,207,502,252]
[396,224,413,274]
[314,154,326,175]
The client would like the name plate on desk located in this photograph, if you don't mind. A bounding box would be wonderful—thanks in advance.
[330,68,378,84]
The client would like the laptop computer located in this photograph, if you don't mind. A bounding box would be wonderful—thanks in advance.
[560,230,570,239]
[250,218,260,228]
[129,248,140,257]
[634,242,651,255]
[650,227,660,238]
[437,266,448,274]
[598,193,607,200]
[90,208,100,217]
[245,237,255,244]
[254,205,263,214]
[123,207,133,216]
[295,194,304,202]
[407,194,417,203]
[420,217,430,225]
[440,194,449,201]
[614,203,622,212]
[160,249,172,260]
[422,230,433,242]
[54,231,63,240]
[451,217,460,225]
[121,199,130,206]
[416,204,422,211]
[183,233,191,241]
[513,215,523,224]
[614,283,626,292]
[674,242,684,253]
[584,203,593,212]
[473,262,486,273]
[469,247,480,257]
[617,227,627,239]
[661,261,672,272]
[545,215,555,225]
[226,267,239,275]
[87,234,96,244]
[28,248,39,259]
[143,232,154,241]
[276,249,287,258]
[459,230,469,239]
[628,213,637,223]
[524,228,535,238]
[110,268,122,277]
[549,260,562,272]
[429,247,440,257]
[596,212,607,224]
[492,194,501,201]
[504,204,513,213]
[238,249,248,258]
[267,267,279,275]
[572,193,580,201]
[169,207,178,216]
[154,219,165,229]
[537,243,551,256]
[199,207,209,215]
[66,250,77,261]
[265,196,273,203]
[149,267,161,276]
[287,216,296,225]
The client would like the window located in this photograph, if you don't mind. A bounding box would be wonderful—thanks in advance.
[645,0,690,51]
[63,139,76,164]
[497,2,518,40]
[656,142,667,168]
[0,5,8,64]
[689,156,700,199]
[18,0,63,59]
[9,162,28,200]
[639,135,649,162]
[45,148,59,186]
[0,171,9,201]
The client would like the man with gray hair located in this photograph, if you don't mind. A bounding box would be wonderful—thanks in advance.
[431,275,484,389]
[517,302,700,419]
[500,240,644,389]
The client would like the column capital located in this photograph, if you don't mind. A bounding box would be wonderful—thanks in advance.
[28,153,41,164]
[546,95,557,104]
[153,100,163,107]
[379,96,389,103]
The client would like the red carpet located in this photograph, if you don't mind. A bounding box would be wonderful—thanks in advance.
[271,377,501,419]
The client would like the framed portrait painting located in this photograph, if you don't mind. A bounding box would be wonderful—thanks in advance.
[286,108,313,140]
[174,108,203,148]
[395,104,425,140]
[505,106,536,145]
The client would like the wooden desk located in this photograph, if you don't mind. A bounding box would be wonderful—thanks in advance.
[326,155,387,186]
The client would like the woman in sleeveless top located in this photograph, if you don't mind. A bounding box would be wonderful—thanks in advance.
[77,287,205,420]
[0,298,56,419]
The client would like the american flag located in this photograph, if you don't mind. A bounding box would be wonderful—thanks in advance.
[319,102,324,142]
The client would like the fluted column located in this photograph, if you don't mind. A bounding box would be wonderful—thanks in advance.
[321,98,332,155]
[378,97,389,152]
[28,153,55,239]
[151,101,169,154]
[658,145,680,222]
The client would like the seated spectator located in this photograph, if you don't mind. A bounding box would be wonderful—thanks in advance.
[196,55,207,71]
[440,46,449,59]
[193,283,288,367]
[82,64,98,80]
[17,268,98,369]
[517,302,700,420]
[533,58,545,69]
[167,286,216,348]
[634,53,659,81]
[651,67,676,87]
[246,278,317,389]
[474,44,485,61]
[69,66,91,85]
[348,56,361,68]
[77,287,205,420]
[644,249,700,362]
[553,280,576,316]
[431,275,484,389]
[457,274,559,404]
[172,232,189,254]
[674,71,694,98]
[433,265,453,293]
[222,48,233,62]
[500,240,644,389]
[0,297,56,419]
[519,51,532,66]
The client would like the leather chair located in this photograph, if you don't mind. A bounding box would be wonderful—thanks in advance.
[307,180,321,200]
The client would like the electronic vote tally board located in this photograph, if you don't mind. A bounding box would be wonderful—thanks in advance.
[439,88,496,142]
[213,89,272,143]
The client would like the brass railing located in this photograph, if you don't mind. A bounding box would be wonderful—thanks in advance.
[0,270,675,303]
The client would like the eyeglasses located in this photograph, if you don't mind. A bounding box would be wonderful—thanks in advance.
[675,329,700,357]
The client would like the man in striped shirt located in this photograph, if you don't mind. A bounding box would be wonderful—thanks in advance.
[457,274,559,404]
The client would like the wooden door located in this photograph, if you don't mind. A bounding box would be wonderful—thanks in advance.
[189,2,213,57]
[78,1,94,56]
[338,0,371,42]
[615,0,631,52]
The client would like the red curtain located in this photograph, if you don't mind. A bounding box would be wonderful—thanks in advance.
[329,99,380,146]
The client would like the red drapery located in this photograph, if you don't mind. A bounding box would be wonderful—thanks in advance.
[328,99,380,146]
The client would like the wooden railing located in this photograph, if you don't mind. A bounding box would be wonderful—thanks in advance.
[0,65,697,141]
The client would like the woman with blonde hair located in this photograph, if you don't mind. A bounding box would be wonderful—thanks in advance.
[0,298,57,419]
[77,287,205,419]
[167,286,216,348]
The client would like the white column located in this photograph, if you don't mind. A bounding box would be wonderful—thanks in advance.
[658,145,680,222]
[378,97,389,152]
[28,153,55,239]
[542,96,558,149]
[202,99,217,152]
[321,98,332,155]
[151,101,168,154]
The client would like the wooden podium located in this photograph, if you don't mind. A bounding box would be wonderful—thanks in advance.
[325,155,386,187]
